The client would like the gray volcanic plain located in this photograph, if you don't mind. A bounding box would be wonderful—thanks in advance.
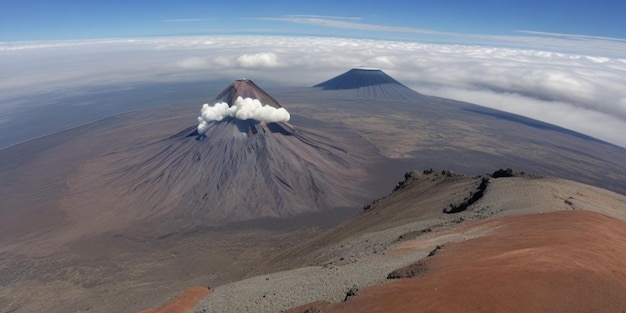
[281,69,625,193]
[0,69,625,313]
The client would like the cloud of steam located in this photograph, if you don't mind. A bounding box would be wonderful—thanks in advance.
[197,96,290,134]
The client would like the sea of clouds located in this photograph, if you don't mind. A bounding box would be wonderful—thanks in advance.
[1,35,625,147]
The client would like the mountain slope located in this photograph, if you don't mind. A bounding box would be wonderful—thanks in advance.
[215,79,284,109]
[289,210,626,313]
[60,80,380,233]
[190,172,626,313]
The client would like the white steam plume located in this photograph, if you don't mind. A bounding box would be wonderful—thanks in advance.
[197,96,290,134]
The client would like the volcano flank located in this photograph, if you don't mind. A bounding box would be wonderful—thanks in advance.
[60,79,380,234]
[314,68,427,101]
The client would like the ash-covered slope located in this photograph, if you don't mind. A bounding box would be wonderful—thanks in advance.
[313,68,428,101]
[63,80,379,230]
[190,172,626,313]
[215,79,283,109]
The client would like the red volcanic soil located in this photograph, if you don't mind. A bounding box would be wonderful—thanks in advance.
[297,210,626,313]
[139,286,211,313]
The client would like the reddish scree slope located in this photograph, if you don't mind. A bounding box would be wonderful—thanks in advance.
[139,286,211,313]
[298,210,626,313]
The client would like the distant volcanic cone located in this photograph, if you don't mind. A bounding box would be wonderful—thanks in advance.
[63,79,378,231]
[314,68,427,101]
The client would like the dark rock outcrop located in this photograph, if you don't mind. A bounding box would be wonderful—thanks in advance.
[387,261,429,279]
[492,168,514,178]
[443,177,489,214]
[344,285,359,301]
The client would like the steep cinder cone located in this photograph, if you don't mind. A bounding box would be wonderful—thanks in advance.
[314,68,427,101]
[63,79,378,230]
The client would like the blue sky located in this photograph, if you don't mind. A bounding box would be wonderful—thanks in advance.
[2,0,626,41]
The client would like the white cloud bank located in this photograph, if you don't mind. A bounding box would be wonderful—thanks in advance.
[1,35,625,147]
[236,52,279,68]
[197,96,290,134]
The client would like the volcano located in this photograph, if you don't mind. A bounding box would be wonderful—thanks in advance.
[313,68,427,101]
[59,79,379,232]
[215,79,283,108]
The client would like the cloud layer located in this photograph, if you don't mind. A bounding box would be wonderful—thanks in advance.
[236,52,279,68]
[1,35,625,147]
